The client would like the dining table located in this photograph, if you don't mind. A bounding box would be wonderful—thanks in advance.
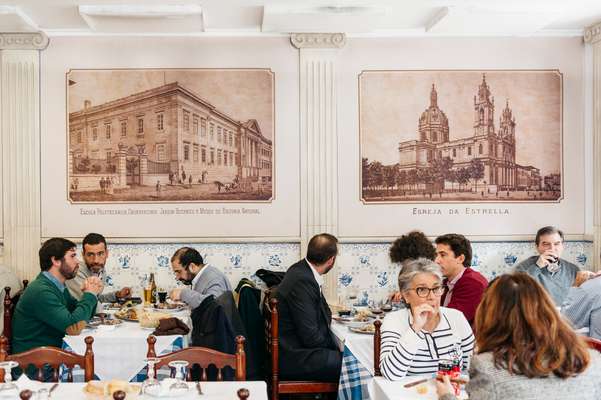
[331,318,376,400]
[62,305,191,382]
[372,375,468,400]
[11,380,268,399]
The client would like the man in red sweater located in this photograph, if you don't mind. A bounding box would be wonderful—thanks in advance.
[435,233,488,325]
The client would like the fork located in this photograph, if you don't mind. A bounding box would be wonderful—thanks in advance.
[196,381,203,395]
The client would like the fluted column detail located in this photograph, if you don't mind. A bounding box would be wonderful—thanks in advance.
[293,34,345,302]
[586,22,601,271]
[1,49,42,279]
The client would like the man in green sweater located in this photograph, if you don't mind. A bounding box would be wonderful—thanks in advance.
[12,237,103,354]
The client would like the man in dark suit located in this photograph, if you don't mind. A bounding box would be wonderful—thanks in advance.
[275,233,342,382]
[435,233,488,325]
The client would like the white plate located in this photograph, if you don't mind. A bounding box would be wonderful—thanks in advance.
[140,326,157,331]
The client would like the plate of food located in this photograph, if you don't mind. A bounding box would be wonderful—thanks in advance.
[332,315,353,323]
[150,302,187,312]
[115,307,139,322]
[349,324,375,335]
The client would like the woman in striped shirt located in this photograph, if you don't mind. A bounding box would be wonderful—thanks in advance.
[380,258,475,380]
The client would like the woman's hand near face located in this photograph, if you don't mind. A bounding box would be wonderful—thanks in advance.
[411,303,435,332]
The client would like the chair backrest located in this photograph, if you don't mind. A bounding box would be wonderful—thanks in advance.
[262,294,338,399]
[2,280,29,354]
[263,296,279,398]
[585,337,601,352]
[0,335,94,382]
[374,319,382,376]
[3,287,14,351]
[146,335,246,381]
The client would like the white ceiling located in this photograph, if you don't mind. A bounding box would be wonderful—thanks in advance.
[0,0,600,37]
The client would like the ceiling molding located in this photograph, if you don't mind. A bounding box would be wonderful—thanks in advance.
[78,4,204,33]
[584,21,601,44]
[0,32,49,50]
[290,32,346,49]
[263,5,386,33]
[0,5,39,31]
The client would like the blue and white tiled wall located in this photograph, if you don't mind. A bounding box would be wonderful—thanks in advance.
[335,241,594,304]
[98,243,299,296]
[94,240,592,304]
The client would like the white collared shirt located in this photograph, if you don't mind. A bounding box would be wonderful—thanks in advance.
[191,264,208,287]
[306,258,324,293]
[443,268,466,307]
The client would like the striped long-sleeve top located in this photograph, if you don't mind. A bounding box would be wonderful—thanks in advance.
[379,307,475,380]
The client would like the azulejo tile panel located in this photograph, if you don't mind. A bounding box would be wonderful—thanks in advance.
[94,243,300,295]
[335,241,594,305]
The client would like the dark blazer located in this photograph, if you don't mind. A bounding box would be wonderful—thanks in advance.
[441,267,488,325]
[275,259,341,382]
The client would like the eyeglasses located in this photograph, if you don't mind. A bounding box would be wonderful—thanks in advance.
[406,286,445,298]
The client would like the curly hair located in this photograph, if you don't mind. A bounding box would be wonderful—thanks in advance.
[389,231,435,264]
[475,272,590,378]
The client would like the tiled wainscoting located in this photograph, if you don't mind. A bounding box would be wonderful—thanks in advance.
[48,240,593,304]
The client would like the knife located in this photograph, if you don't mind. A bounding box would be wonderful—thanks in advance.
[49,383,59,396]
[403,378,429,388]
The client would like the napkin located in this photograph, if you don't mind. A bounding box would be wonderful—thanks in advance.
[16,374,45,392]
[152,317,190,336]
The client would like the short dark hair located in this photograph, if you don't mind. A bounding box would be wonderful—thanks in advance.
[306,233,338,265]
[435,233,472,268]
[389,231,435,264]
[171,247,204,269]
[39,237,76,271]
[535,226,564,246]
[82,232,107,250]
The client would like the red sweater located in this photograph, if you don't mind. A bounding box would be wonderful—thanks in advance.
[441,267,488,325]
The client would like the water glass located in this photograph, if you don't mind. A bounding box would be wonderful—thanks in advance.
[168,360,190,392]
[0,361,19,396]
[142,358,161,395]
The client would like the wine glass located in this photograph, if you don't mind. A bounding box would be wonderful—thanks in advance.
[168,360,189,392]
[0,361,19,396]
[346,287,358,312]
[141,358,161,395]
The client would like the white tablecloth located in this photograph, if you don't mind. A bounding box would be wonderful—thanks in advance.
[15,381,268,399]
[373,376,468,400]
[64,310,189,382]
[331,321,375,374]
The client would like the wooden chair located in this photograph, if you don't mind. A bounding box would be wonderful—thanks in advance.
[263,297,338,400]
[3,280,29,354]
[0,335,94,382]
[584,336,601,352]
[374,319,382,376]
[146,335,246,381]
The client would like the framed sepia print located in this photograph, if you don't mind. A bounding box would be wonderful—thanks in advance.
[67,68,274,203]
[360,70,562,203]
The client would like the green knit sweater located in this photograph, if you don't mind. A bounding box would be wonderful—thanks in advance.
[12,272,97,353]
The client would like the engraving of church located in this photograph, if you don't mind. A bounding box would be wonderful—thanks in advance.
[360,70,562,202]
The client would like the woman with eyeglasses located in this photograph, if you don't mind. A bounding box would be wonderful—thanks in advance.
[380,258,474,380]
[436,272,601,400]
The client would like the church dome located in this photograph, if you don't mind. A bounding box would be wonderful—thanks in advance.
[419,84,449,129]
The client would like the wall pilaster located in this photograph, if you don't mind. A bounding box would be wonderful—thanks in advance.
[292,33,346,302]
[0,32,48,279]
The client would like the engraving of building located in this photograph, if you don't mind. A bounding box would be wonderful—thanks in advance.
[69,81,272,192]
[398,74,541,191]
